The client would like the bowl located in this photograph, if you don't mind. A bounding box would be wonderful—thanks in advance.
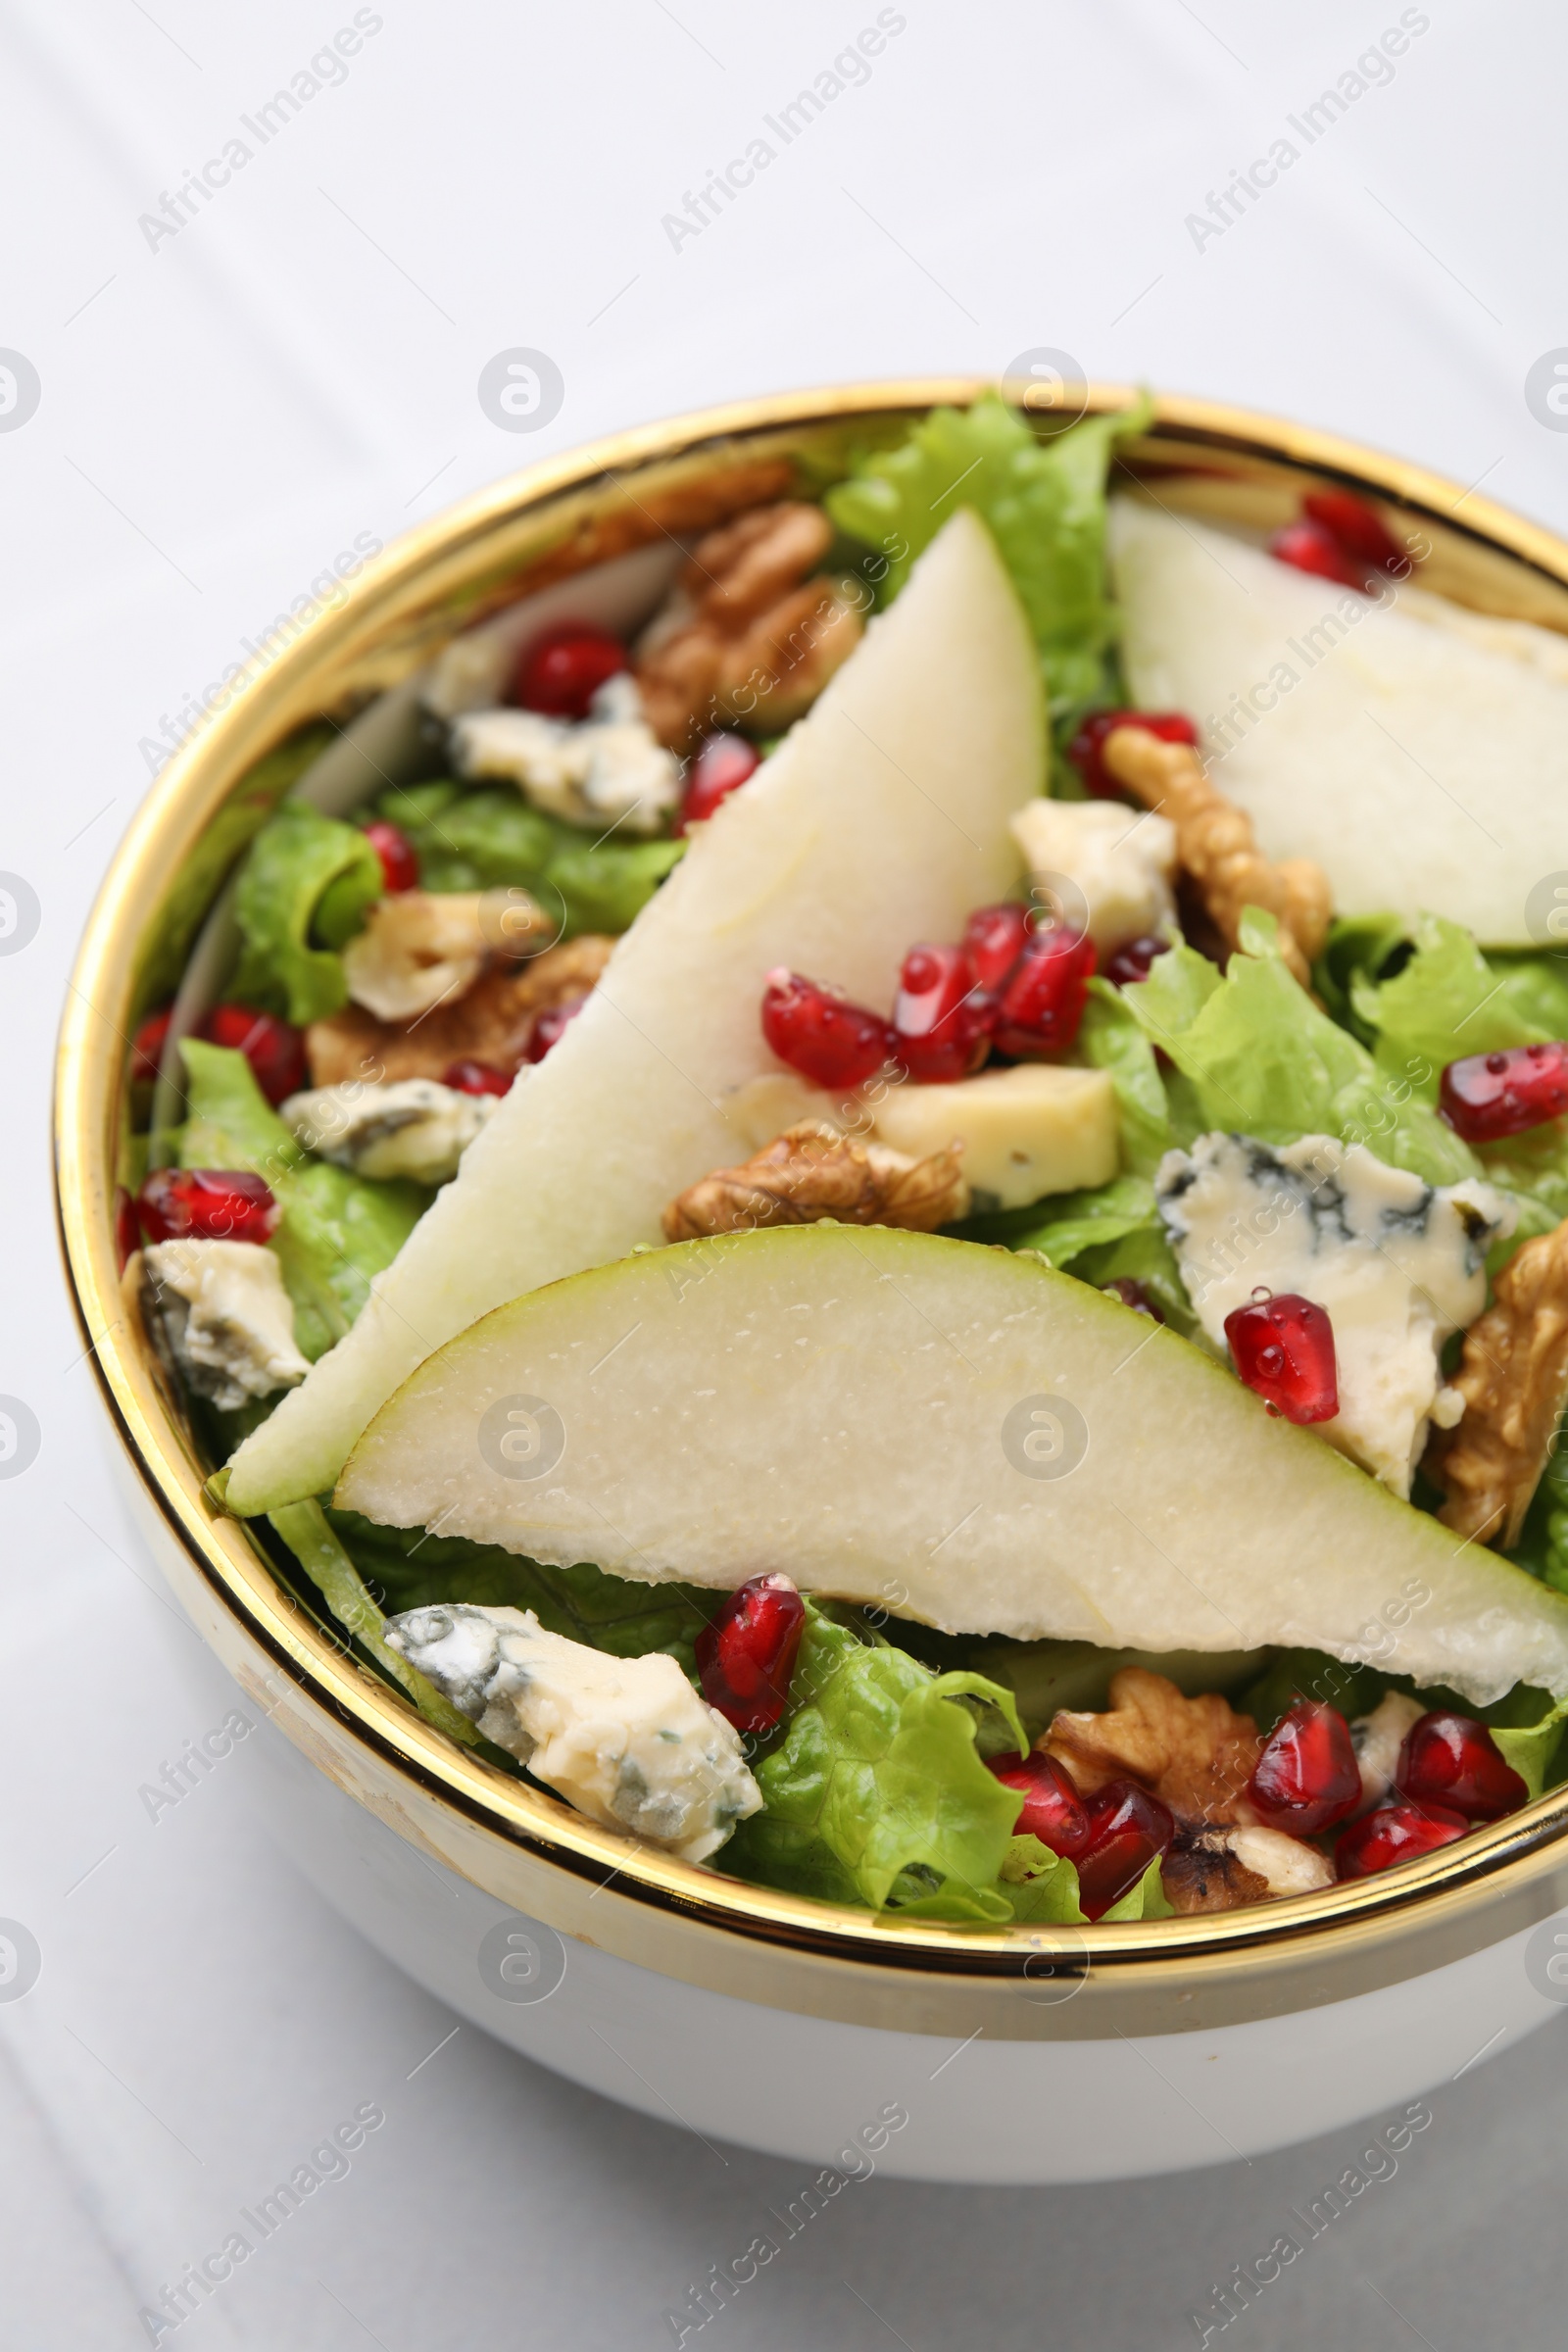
[56,379,1568,2183]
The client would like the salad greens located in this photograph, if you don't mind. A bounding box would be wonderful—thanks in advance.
[230,802,384,1025]
[827,388,1152,726]
[179,1039,425,1358]
[373,780,685,936]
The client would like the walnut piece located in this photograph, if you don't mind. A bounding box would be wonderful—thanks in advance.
[1163,1823,1334,1913]
[1426,1217,1568,1546]
[1044,1666,1261,1827]
[662,1122,969,1244]
[635,502,864,752]
[341,888,551,1023]
[1102,727,1332,988]
[306,935,613,1087]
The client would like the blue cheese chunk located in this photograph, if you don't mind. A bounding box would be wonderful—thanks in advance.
[282,1079,495,1185]
[383,1602,762,1862]
[451,674,680,834]
[1009,797,1178,953]
[142,1240,310,1411]
[1155,1132,1513,1495]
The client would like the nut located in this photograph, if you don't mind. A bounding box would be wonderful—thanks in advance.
[1101,727,1332,987]
[1044,1666,1261,1827]
[662,1122,969,1244]
[1162,1823,1333,1913]
[635,502,864,752]
[341,889,550,1024]
[307,934,614,1086]
[1426,1215,1568,1547]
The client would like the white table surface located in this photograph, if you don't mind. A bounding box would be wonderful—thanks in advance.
[6,4,1568,2343]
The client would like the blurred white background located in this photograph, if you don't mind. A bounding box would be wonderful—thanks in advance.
[5,3,1568,2344]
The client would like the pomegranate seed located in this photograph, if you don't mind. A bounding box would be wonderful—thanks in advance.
[1075,1780,1175,1921]
[137,1166,280,1247]
[1102,1277,1164,1322]
[1224,1290,1338,1424]
[1301,489,1410,578]
[113,1186,140,1271]
[1268,516,1367,590]
[1248,1699,1360,1836]
[892,944,993,1083]
[1335,1797,1468,1882]
[363,818,418,893]
[1395,1711,1528,1821]
[513,624,626,719]
[525,995,590,1063]
[675,732,760,834]
[987,1751,1092,1859]
[198,1004,306,1106]
[1102,933,1171,990]
[991,927,1097,1057]
[760,969,895,1091]
[1067,710,1199,799]
[130,1006,173,1085]
[1440,1043,1568,1143]
[961,903,1032,991]
[441,1059,514,1097]
[695,1573,806,1734]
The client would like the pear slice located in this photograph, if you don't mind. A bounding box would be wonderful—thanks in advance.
[336,1225,1568,1705]
[1108,496,1568,946]
[226,509,1043,1514]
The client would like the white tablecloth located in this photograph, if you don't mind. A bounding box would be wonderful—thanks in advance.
[6,4,1567,2342]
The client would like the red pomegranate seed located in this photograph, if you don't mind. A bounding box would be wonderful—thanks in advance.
[1302,489,1410,577]
[991,926,1097,1057]
[987,1751,1091,1858]
[130,1006,173,1085]
[363,818,418,893]
[1439,1043,1568,1143]
[513,624,626,719]
[113,1186,140,1271]
[761,969,895,1091]
[1075,1780,1175,1921]
[1067,710,1200,799]
[674,732,760,835]
[695,1573,806,1734]
[961,903,1032,992]
[442,1059,514,1097]
[525,995,590,1063]
[137,1166,280,1247]
[1268,516,1367,590]
[198,1004,306,1106]
[1395,1711,1528,1821]
[1224,1290,1338,1424]
[1102,1277,1164,1322]
[1248,1699,1360,1836]
[1103,933,1171,989]
[892,944,993,1084]
[1335,1797,1468,1882]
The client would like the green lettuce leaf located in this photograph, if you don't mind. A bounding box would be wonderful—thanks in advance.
[178,1040,426,1360]
[375,780,684,935]
[1122,912,1480,1186]
[546,837,685,935]
[826,389,1152,719]
[998,1173,1157,1266]
[1078,977,1173,1175]
[230,802,384,1024]
[726,1605,1027,1912]
[323,1507,714,1676]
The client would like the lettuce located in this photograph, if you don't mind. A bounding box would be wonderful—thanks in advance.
[178,1040,425,1359]
[375,780,683,935]
[826,389,1151,720]
[1078,977,1173,1175]
[725,1605,1028,1912]
[1122,912,1480,1187]
[230,802,384,1024]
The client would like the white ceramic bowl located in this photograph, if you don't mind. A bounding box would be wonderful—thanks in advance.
[59,380,1568,2181]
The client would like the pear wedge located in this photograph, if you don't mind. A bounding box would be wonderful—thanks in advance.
[1108,496,1568,946]
[226,508,1043,1514]
[336,1226,1568,1705]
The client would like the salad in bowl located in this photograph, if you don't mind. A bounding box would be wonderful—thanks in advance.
[115,388,1568,1939]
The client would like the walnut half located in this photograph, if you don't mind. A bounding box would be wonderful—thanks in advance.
[1101,727,1332,988]
[662,1122,969,1244]
[1427,1215,1568,1547]
[1044,1666,1261,1827]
